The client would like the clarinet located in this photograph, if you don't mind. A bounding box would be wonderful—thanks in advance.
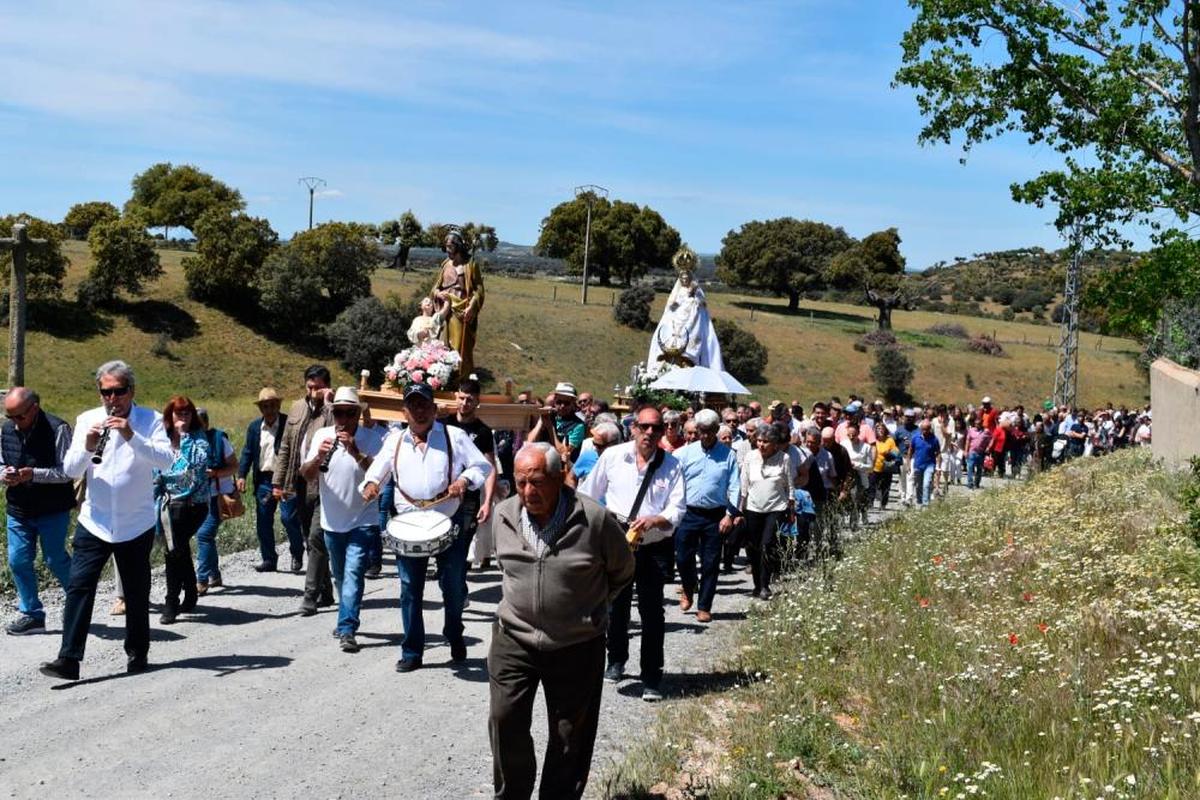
[318,429,343,473]
[91,428,112,465]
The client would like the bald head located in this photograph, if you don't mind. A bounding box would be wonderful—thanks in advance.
[4,387,39,431]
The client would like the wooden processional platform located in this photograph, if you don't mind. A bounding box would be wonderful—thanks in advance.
[359,383,540,432]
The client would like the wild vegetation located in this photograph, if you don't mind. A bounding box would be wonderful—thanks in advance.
[609,450,1200,798]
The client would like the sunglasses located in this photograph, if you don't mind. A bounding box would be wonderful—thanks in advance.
[332,408,359,418]
[99,386,130,398]
[636,423,665,433]
[5,405,34,421]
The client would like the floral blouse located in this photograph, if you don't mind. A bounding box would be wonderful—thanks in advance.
[154,432,211,504]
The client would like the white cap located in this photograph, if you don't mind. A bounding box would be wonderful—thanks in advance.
[982,396,992,404]
[332,386,361,407]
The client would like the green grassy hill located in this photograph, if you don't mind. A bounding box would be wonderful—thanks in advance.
[8,241,1147,437]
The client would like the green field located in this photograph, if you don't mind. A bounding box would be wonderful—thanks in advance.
[8,241,1147,438]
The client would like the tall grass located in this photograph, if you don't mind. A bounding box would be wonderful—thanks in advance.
[609,451,1200,799]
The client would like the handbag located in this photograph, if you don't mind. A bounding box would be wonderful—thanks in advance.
[218,491,246,521]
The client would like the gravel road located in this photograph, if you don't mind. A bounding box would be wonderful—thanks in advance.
[0,538,761,799]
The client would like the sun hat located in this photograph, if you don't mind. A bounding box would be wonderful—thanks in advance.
[552,381,577,399]
[331,387,361,407]
[256,387,281,405]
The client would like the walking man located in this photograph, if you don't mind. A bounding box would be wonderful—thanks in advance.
[361,382,492,672]
[673,409,739,624]
[237,388,295,571]
[40,361,175,680]
[3,388,74,635]
[579,404,685,702]
[301,388,384,653]
[488,443,634,799]
[272,365,335,612]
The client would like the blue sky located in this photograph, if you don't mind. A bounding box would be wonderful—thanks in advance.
[0,0,1105,269]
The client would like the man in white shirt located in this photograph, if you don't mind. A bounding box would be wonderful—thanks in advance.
[301,388,385,654]
[361,382,491,673]
[578,405,686,702]
[40,361,175,682]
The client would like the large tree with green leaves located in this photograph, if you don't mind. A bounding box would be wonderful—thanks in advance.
[715,218,853,311]
[536,195,680,286]
[287,221,379,306]
[62,201,120,240]
[826,228,909,330]
[124,163,244,239]
[896,1,1200,349]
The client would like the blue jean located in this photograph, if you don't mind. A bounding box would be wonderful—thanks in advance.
[371,480,394,569]
[915,464,937,506]
[255,481,303,565]
[324,525,376,636]
[280,488,305,564]
[966,452,984,488]
[396,512,468,662]
[7,510,72,619]
[675,509,724,612]
[195,495,221,583]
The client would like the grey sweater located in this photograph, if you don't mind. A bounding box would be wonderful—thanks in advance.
[492,488,635,651]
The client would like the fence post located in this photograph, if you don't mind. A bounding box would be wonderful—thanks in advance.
[553,285,557,301]
[750,308,755,321]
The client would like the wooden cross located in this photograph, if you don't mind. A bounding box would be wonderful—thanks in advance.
[0,223,49,388]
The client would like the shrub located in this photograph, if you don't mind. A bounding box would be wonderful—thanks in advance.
[258,247,328,336]
[78,219,163,308]
[289,222,380,306]
[325,296,415,380]
[853,329,898,352]
[183,208,278,308]
[713,317,768,383]
[1001,307,1016,321]
[614,285,655,330]
[871,345,914,403]
[925,322,969,339]
[966,334,1006,357]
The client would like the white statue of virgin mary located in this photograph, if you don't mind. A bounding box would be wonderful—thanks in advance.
[647,245,724,371]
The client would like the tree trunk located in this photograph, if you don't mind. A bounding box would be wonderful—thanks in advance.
[787,290,800,311]
[876,303,893,330]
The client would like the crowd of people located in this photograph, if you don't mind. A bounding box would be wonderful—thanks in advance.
[1,360,1151,799]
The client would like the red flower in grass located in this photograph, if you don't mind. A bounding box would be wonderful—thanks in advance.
[1022,592,1034,603]
[1038,623,1049,635]
[1008,632,1019,646]
[931,555,944,566]
[918,597,931,609]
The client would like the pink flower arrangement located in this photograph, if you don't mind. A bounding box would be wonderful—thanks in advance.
[383,339,462,391]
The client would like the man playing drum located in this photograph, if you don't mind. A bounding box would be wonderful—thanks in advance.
[361,382,492,673]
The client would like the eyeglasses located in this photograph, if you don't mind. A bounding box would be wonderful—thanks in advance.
[636,422,665,433]
[332,408,359,419]
[99,386,130,398]
[5,404,34,421]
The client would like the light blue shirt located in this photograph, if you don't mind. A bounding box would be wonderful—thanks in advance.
[675,440,740,512]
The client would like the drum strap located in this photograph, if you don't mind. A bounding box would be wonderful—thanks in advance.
[394,421,456,507]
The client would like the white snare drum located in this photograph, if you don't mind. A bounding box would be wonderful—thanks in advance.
[385,509,458,558]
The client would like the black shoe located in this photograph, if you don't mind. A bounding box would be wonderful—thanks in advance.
[760,587,773,601]
[395,657,422,673]
[6,614,45,635]
[179,596,197,614]
[126,654,149,674]
[604,662,624,683]
[39,657,79,681]
[298,602,318,617]
[339,634,360,653]
[316,595,336,608]
[160,607,178,625]
[253,562,278,573]
[290,557,304,574]
[450,641,467,663]
[365,563,382,579]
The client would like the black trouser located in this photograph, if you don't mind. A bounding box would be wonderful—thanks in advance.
[488,624,605,800]
[60,525,154,662]
[607,538,674,687]
[164,501,207,610]
[675,507,724,612]
[297,481,333,605]
[460,490,481,590]
[743,509,784,593]
[870,471,894,509]
[720,524,744,572]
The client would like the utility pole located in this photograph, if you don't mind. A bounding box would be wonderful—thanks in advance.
[298,177,326,230]
[574,184,608,304]
[0,223,48,388]
[1053,223,1084,410]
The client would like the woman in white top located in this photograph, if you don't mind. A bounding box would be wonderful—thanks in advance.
[738,423,793,600]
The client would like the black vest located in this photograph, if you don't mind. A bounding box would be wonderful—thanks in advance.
[2,410,76,518]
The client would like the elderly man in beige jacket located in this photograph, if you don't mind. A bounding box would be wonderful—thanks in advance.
[488,442,634,800]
